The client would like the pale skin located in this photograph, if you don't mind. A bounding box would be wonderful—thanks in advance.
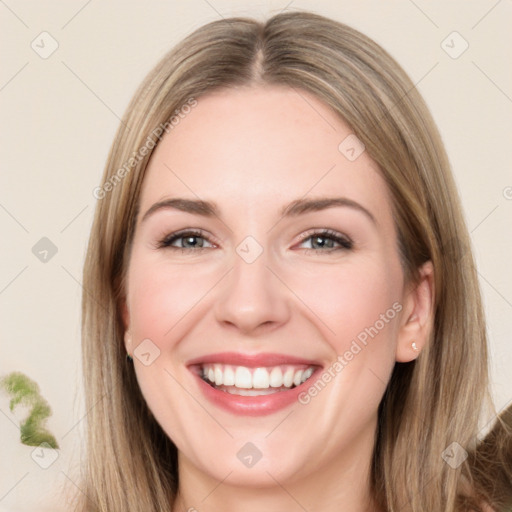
[121,85,435,512]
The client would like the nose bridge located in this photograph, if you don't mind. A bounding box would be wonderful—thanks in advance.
[213,237,290,333]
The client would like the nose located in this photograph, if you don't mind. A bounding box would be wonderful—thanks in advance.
[213,248,291,335]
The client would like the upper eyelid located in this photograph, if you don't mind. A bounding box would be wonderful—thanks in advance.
[296,228,350,241]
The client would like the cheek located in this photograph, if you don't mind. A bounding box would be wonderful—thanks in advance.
[125,258,215,441]
[286,258,402,360]
[289,262,402,429]
[126,256,213,343]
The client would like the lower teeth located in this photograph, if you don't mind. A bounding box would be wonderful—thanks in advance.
[211,383,295,396]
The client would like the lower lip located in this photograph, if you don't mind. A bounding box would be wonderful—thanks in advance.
[191,369,320,416]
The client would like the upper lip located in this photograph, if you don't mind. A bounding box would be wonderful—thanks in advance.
[187,351,323,368]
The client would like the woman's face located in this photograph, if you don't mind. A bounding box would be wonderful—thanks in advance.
[122,85,430,489]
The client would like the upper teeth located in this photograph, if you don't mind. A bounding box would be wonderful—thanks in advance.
[201,364,315,389]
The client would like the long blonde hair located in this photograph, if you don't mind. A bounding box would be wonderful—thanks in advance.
[76,11,510,511]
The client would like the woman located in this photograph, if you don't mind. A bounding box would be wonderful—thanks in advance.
[77,11,511,512]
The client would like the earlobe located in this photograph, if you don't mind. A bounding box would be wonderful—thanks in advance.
[120,299,132,353]
[124,330,133,355]
[396,261,435,363]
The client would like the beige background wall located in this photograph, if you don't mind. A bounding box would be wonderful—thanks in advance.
[1,1,511,509]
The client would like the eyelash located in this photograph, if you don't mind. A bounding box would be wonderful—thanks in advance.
[298,229,353,253]
[155,228,353,253]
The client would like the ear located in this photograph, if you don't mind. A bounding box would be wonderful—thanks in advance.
[396,260,435,362]
[120,298,132,354]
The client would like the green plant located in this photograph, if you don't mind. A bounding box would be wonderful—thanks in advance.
[0,371,59,449]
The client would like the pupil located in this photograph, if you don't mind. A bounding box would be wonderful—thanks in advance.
[313,236,329,249]
[185,236,202,248]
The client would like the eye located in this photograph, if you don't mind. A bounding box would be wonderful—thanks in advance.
[155,228,352,253]
[297,229,353,252]
[156,229,215,251]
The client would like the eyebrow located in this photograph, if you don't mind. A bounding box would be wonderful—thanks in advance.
[140,196,376,225]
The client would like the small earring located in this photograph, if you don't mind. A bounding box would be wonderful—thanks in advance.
[411,341,420,352]
[126,353,133,362]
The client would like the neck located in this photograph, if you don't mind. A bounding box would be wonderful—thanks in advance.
[172,417,380,512]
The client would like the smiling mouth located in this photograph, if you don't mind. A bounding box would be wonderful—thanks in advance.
[196,363,317,396]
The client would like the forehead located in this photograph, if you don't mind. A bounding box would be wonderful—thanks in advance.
[138,85,392,225]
